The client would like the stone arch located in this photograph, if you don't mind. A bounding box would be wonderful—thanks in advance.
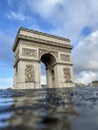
[41,53,56,67]
[39,49,58,62]
[40,53,56,87]
[13,27,74,89]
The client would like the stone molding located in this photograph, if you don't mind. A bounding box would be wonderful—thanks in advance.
[14,58,39,68]
[19,34,72,48]
[20,27,70,42]
[13,32,73,52]
[20,40,71,53]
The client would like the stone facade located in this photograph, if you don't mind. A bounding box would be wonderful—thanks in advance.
[13,27,74,89]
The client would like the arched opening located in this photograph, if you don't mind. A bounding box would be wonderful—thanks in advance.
[40,53,56,88]
[41,62,47,87]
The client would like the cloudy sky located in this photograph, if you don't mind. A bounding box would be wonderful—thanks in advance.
[0,0,98,88]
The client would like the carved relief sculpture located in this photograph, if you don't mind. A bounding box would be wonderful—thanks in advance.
[63,68,72,82]
[39,49,58,59]
[60,54,70,62]
[25,64,35,82]
[22,48,37,57]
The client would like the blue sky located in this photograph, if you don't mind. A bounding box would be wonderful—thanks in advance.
[0,0,98,88]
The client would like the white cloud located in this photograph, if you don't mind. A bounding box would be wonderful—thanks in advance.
[73,30,98,71]
[27,0,64,17]
[6,11,31,21]
[75,71,98,85]
[73,30,98,84]
[23,0,98,42]
[6,0,98,42]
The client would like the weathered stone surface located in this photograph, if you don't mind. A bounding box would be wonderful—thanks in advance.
[13,27,74,89]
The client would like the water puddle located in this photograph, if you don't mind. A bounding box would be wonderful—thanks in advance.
[0,87,98,130]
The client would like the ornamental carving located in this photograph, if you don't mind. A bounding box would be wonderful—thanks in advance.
[39,49,58,59]
[22,48,37,57]
[39,49,47,56]
[60,54,70,62]
[51,51,58,58]
[63,68,72,82]
[25,64,35,82]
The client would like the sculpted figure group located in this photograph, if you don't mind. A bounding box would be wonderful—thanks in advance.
[25,64,35,82]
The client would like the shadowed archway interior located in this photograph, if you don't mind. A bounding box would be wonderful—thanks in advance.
[41,53,56,87]
[41,53,56,68]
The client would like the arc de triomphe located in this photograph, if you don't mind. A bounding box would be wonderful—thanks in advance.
[13,28,74,89]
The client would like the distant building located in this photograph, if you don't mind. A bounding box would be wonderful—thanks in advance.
[75,82,86,87]
[92,81,98,86]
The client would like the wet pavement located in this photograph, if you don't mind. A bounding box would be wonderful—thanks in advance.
[0,87,98,130]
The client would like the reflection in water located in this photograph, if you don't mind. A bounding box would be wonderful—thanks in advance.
[0,98,14,129]
[1,87,98,130]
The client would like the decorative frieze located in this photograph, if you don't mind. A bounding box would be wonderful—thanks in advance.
[39,49,58,59]
[63,68,72,82]
[25,64,35,82]
[60,54,70,62]
[22,48,37,58]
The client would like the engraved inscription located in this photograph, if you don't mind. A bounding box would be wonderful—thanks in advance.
[22,48,37,57]
[63,68,72,82]
[25,64,35,82]
[60,54,70,62]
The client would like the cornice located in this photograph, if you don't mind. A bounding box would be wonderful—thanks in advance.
[13,27,72,52]
[14,58,40,67]
[13,34,73,52]
[19,27,70,42]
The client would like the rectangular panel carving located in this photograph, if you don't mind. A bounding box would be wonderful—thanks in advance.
[25,64,35,82]
[22,48,37,57]
[60,54,70,62]
[63,68,72,83]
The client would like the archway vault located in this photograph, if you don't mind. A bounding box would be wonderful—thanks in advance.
[41,53,56,68]
[41,53,56,88]
[13,27,74,89]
